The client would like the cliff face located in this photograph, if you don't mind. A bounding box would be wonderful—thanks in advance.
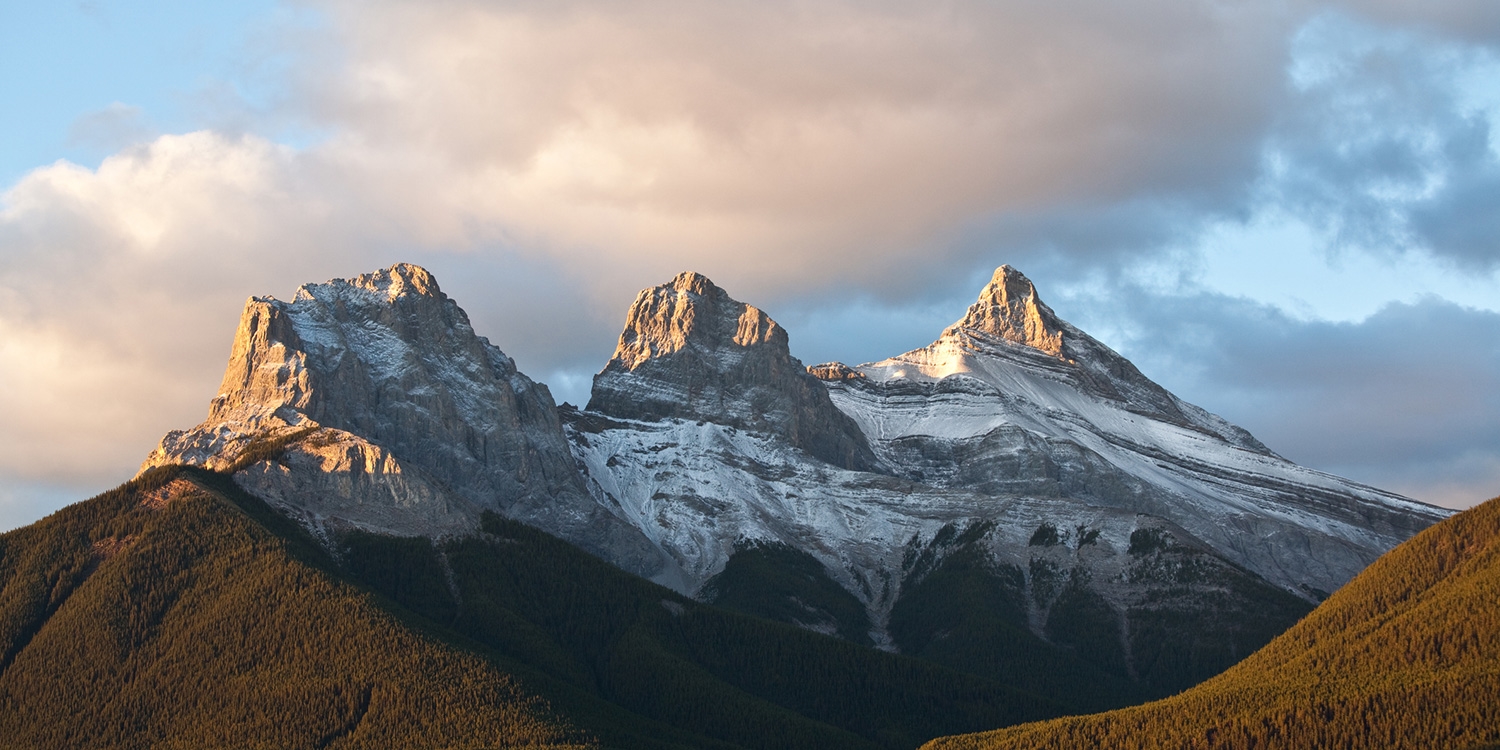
[142,263,667,578]
[587,271,881,472]
[958,265,1066,356]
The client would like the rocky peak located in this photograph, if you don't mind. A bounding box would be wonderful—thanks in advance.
[955,265,1065,356]
[849,264,1272,452]
[143,263,667,578]
[589,273,881,472]
[205,262,495,430]
[609,271,786,370]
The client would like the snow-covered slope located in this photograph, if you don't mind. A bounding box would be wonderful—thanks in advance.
[565,406,1295,658]
[815,265,1446,596]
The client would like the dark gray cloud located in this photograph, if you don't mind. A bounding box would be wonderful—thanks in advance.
[1409,161,1500,269]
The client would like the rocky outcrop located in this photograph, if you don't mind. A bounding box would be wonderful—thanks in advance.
[807,362,865,382]
[142,263,668,579]
[588,271,881,472]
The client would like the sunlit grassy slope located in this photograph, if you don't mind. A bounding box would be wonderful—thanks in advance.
[926,495,1500,750]
[0,464,1065,749]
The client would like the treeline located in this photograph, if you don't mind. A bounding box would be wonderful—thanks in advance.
[927,495,1500,750]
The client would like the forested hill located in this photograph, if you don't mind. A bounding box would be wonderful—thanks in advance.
[926,494,1500,750]
[0,466,587,749]
[0,464,1064,749]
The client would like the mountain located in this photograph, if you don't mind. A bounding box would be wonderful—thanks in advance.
[0,461,1065,749]
[925,493,1500,750]
[140,262,1447,707]
[141,263,669,579]
[816,265,1443,597]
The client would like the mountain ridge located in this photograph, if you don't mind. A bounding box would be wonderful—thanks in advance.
[814,265,1443,596]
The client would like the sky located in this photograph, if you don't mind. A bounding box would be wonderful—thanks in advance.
[2,0,1498,530]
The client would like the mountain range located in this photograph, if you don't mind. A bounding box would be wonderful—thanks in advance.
[143,263,1445,687]
[1,261,1474,747]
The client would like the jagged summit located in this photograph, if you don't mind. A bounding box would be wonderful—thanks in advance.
[956,265,1065,356]
[834,264,1218,435]
[605,271,785,371]
[588,272,880,472]
[206,262,472,429]
[296,261,441,302]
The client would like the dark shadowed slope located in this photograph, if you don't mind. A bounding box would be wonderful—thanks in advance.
[927,494,1500,750]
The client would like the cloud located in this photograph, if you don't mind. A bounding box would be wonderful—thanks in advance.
[1256,12,1500,270]
[66,102,156,152]
[275,0,1302,289]
[0,133,320,486]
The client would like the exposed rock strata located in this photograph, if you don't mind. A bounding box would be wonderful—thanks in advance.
[588,271,880,472]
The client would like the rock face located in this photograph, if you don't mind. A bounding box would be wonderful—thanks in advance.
[587,271,880,472]
[141,263,667,577]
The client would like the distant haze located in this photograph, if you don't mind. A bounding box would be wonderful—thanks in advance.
[2,0,1499,530]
